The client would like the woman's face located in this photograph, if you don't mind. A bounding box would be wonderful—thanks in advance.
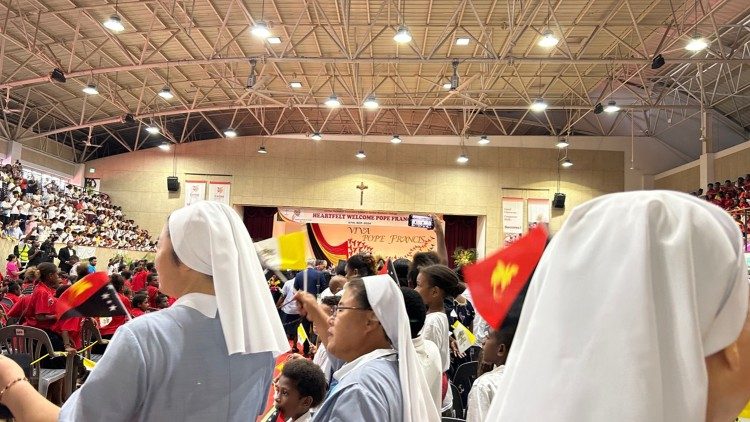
[154,225,179,297]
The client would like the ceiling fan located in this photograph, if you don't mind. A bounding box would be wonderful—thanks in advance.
[82,127,102,149]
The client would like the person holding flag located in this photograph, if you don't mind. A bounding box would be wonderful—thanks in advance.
[0,201,288,421]
[484,191,750,421]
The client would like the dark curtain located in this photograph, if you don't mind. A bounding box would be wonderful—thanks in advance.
[444,215,478,268]
[243,206,277,240]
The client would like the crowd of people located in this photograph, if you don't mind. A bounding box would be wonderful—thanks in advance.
[0,161,155,251]
[0,193,745,422]
[0,256,172,357]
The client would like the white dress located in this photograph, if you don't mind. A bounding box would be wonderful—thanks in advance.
[466,365,505,422]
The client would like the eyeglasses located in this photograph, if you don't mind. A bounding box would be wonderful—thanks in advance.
[331,305,370,318]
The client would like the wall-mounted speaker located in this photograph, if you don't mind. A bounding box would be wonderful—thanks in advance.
[167,176,180,192]
[553,193,566,209]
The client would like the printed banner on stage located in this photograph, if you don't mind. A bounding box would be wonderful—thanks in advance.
[208,182,231,205]
[184,180,206,206]
[527,198,551,229]
[278,207,410,227]
[502,197,524,246]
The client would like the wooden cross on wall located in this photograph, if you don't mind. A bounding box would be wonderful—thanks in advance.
[356,181,368,205]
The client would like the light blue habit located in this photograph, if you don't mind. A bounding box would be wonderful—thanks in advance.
[59,304,274,422]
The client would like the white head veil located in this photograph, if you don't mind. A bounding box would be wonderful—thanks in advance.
[168,201,288,356]
[486,191,748,421]
[362,275,441,422]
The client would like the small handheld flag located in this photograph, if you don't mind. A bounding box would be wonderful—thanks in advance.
[254,232,307,271]
[452,321,476,353]
[464,225,547,330]
[55,272,130,320]
[297,324,309,344]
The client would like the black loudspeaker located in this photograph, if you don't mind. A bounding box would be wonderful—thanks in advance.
[167,176,180,192]
[553,193,566,209]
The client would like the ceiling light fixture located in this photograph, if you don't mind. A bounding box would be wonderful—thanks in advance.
[442,82,452,90]
[325,94,341,108]
[145,126,160,135]
[257,145,268,154]
[455,37,470,46]
[456,153,469,164]
[363,95,379,110]
[556,137,569,148]
[311,132,322,141]
[103,15,125,33]
[604,100,621,113]
[158,142,170,151]
[267,36,282,44]
[685,35,708,52]
[355,149,367,159]
[477,135,490,145]
[82,84,99,95]
[538,30,559,48]
[530,98,548,112]
[561,158,573,168]
[290,81,302,89]
[393,25,412,43]
[252,21,271,38]
[224,129,238,138]
[390,135,402,144]
[158,86,174,100]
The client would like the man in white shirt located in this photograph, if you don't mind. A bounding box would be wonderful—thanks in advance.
[401,287,443,414]
[276,278,300,349]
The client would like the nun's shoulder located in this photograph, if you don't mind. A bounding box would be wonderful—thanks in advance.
[121,305,200,333]
[351,358,400,389]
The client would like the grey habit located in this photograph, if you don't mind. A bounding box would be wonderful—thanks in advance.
[59,294,274,422]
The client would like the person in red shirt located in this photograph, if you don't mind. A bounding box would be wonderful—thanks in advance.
[130,266,148,292]
[706,183,717,197]
[3,282,21,307]
[99,274,131,339]
[26,262,63,349]
[130,294,148,317]
[712,192,724,207]
[51,285,82,353]
[146,273,160,309]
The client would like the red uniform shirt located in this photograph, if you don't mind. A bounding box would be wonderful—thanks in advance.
[26,283,57,330]
[7,294,31,319]
[131,271,148,292]
[100,293,131,336]
[52,317,83,349]
[130,308,146,318]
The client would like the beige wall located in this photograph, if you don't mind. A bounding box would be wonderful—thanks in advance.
[715,147,750,183]
[654,165,700,192]
[86,137,624,252]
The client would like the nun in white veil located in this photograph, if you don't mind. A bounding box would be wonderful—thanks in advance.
[0,201,289,422]
[486,191,750,422]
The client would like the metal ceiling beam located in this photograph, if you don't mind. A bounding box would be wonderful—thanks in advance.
[4,56,750,90]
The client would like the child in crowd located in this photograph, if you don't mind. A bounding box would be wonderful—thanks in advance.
[130,294,149,317]
[261,359,327,422]
[465,326,516,422]
[155,294,169,309]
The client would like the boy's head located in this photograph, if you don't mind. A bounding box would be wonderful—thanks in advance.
[146,273,159,287]
[275,359,326,419]
[156,294,169,309]
[132,294,149,311]
[482,325,516,366]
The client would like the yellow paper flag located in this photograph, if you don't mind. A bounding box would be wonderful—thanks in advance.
[82,357,97,371]
[452,320,476,354]
[279,232,307,270]
[297,324,309,344]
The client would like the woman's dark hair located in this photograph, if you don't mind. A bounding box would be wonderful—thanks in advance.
[401,287,427,339]
[393,258,411,287]
[346,254,376,277]
[335,260,348,276]
[320,295,341,308]
[7,282,21,295]
[121,270,132,280]
[6,254,14,261]
[419,264,462,298]
[280,359,327,408]
[110,274,125,293]
[38,262,58,283]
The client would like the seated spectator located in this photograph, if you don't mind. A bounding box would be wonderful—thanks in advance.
[466,325,517,422]
[155,294,169,309]
[26,262,63,349]
[130,293,149,317]
[87,257,97,274]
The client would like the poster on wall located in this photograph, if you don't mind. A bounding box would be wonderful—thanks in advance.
[502,197,524,246]
[84,178,100,193]
[527,198,551,230]
[208,181,231,205]
[184,180,206,206]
